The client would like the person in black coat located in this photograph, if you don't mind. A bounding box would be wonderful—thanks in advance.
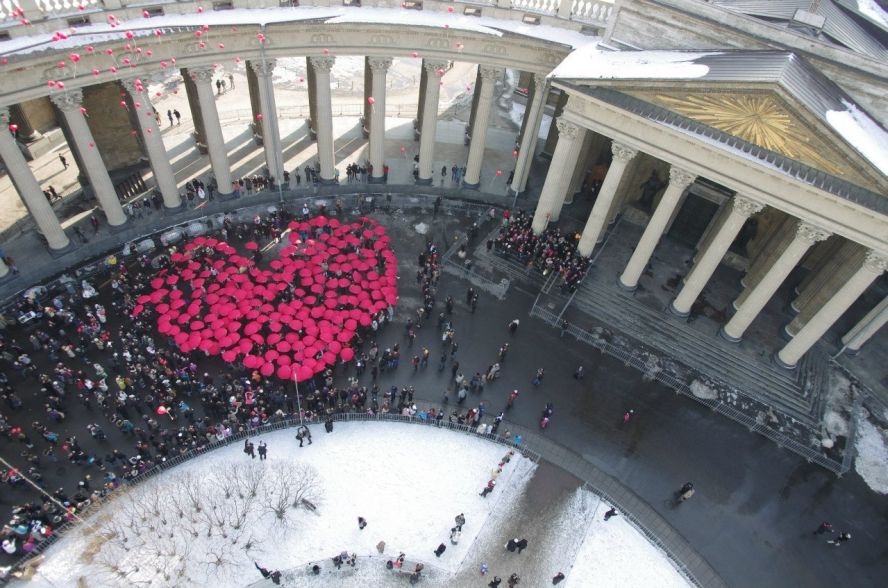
[434,543,446,557]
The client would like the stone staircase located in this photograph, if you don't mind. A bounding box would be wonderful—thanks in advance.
[565,271,828,427]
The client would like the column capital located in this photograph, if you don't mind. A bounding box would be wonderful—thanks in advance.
[368,57,393,73]
[610,141,637,163]
[120,77,144,95]
[555,119,581,139]
[531,75,546,94]
[795,221,831,245]
[667,165,696,189]
[732,195,764,217]
[478,65,504,81]
[50,90,84,111]
[190,66,217,83]
[309,56,336,74]
[250,59,277,77]
[422,60,448,75]
[863,250,888,274]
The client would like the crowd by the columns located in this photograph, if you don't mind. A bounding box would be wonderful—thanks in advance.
[490,210,589,292]
[0,207,544,569]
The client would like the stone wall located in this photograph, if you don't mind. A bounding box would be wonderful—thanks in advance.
[19,97,57,134]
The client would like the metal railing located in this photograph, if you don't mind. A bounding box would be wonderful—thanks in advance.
[529,304,851,475]
[2,412,538,582]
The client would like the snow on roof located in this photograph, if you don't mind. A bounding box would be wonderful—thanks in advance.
[0,6,586,58]
[826,99,888,176]
[857,0,888,28]
[549,45,718,80]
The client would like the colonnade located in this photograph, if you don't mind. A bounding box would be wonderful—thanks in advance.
[1,54,548,266]
[531,112,888,368]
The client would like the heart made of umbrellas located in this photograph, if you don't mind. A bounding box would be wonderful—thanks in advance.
[133,216,397,381]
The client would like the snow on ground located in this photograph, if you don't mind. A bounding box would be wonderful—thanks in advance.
[826,99,888,175]
[21,422,693,587]
[821,370,855,447]
[565,501,691,588]
[854,408,888,495]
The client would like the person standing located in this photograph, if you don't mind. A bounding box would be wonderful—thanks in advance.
[488,577,502,588]
[228,73,235,89]
[434,543,446,557]
[358,516,367,530]
[574,366,585,379]
[604,507,618,521]
[508,319,520,334]
[167,109,174,126]
[58,153,68,169]
[455,513,465,530]
[173,109,181,125]
[505,538,518,552]
[507,573,520,587]
[552,572,566,584]
[244,439,255,459]
[257,441,267,460]
[479,479,496,498]
[516,538,528,553]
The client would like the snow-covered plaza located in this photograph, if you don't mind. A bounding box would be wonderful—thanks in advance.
[19,422,690,588]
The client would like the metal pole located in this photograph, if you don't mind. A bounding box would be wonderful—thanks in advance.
[293,372,304,426]
[0,455,87,525]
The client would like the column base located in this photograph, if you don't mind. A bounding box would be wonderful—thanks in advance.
[843,346,860,357]
[47,240,76,258]
[617,276,637,293]
[368,175,386,185]
[773,352,797,370]
[415,177,433,186]
[107,218,130,234]
[780,325,794,341]
[217,191,237,201]
[667,302,689,319]
[319,178,337,186]
[164,202,186,213]
[718,327,742,344]
[462,180,480,190]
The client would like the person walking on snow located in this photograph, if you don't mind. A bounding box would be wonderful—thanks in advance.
[358,516,367,530]
[479,479,496,498]
[257,441,267,460]
[244,439,255,459]
[455,513,466,530]
[516,538,528,553]
[434,543,447,557]
[604,507,618,521]
[505,538,518,552]
[552,572,566,584]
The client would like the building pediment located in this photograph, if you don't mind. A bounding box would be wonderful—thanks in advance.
[551,49,888,206]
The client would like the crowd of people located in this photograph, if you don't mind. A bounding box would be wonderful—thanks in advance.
[490,209,589,293]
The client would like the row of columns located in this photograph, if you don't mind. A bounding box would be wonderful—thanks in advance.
[532,117,888,367]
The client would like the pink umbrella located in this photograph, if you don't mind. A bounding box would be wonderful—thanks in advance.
[260,362,275,377]
[340,347,355,361]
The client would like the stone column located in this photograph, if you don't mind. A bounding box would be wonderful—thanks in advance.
[777,251,887,368]
[463,66,503,189]
[191,67,233,194]
[721,221,830,342]
[531,120,584,234]
[309,56,336,183]
[250,59,284,182]
[791,240,860,313]
[0,108,70,250]
[670,195,763,316]
[512,75,546,194]
[306,58,318,141]
[841,296,888,354]
[417,60,447,185]
[542,91,568,159]
[414,63,428,141]
[368,57,393,184]
[619,165,696,290]
[577,142,638,256]
[739,216,795,290]
[121,79,181,209]
[51,90,127,226]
